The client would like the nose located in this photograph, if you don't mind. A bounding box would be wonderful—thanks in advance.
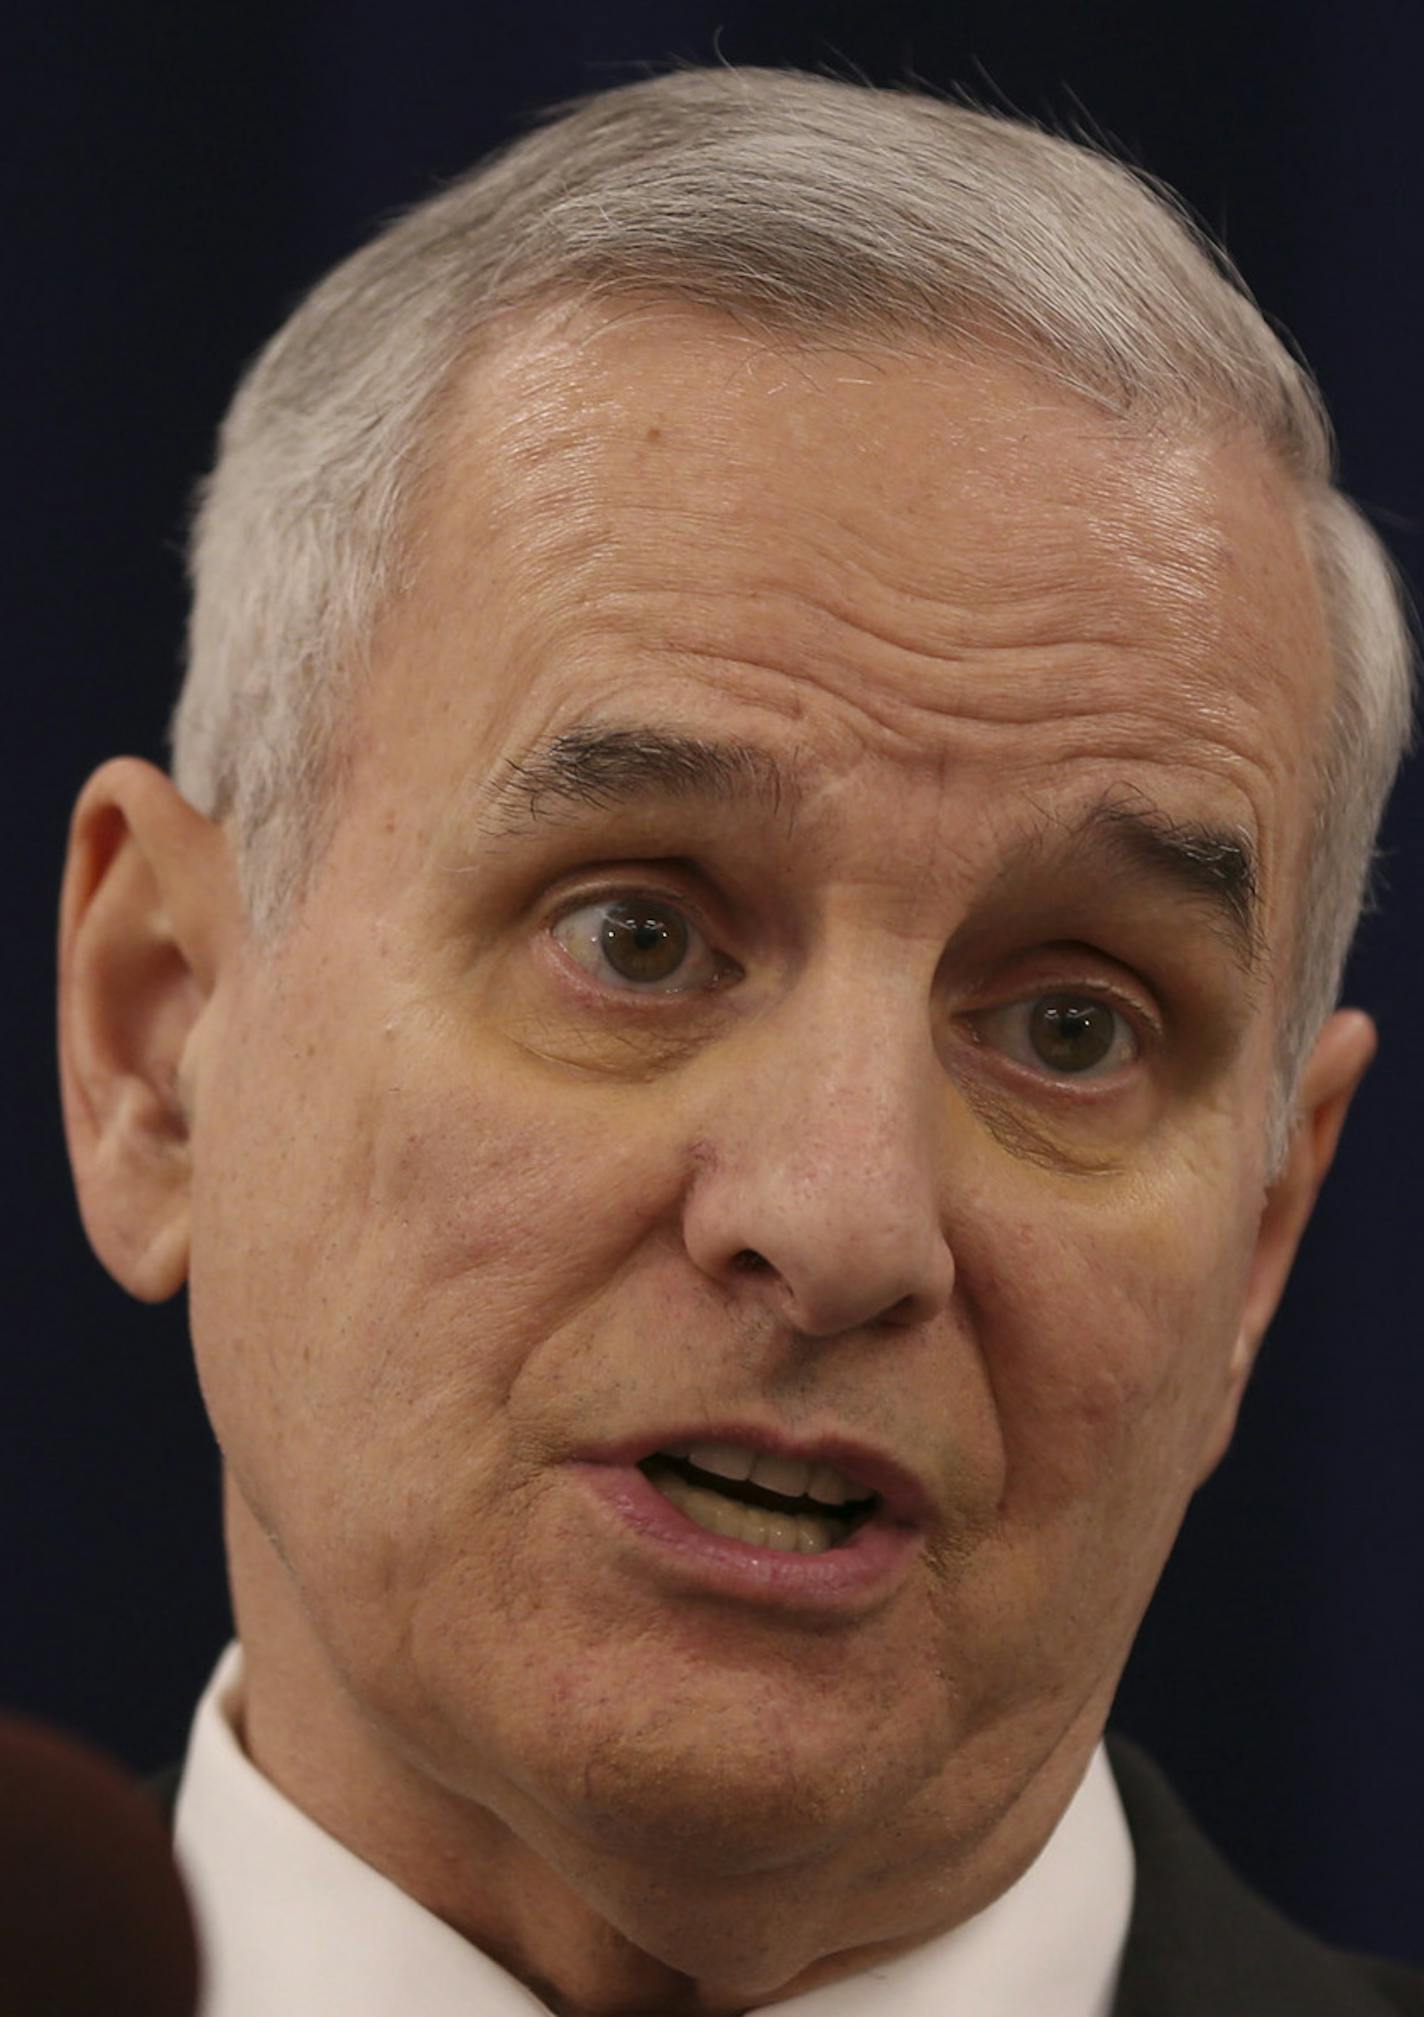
[680,990,956,1338]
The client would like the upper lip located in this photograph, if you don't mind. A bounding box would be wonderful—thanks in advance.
[579,1424,933,1526]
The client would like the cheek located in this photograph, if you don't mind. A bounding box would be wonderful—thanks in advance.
[967,1167,1258,1523]
[186,1006,690,1518]
[361,1055,684,1347]
[918,1163,1263,1724]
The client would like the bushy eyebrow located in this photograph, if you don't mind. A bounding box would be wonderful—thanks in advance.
[477,723,801,834]
[1048,789,1262,969]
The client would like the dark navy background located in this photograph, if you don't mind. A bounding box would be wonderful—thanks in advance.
[7,0,1421,1964]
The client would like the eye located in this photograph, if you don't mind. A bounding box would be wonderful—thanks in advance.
[550,894,732,993]
[974,992,1139,1079]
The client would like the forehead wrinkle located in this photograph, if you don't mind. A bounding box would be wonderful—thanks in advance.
[477,318,1234,611]
[479,438,1224,682]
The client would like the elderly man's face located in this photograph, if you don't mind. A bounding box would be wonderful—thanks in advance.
[71,306,1367,1988]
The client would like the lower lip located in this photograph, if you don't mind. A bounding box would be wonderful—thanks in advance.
[573,1463,921,1610]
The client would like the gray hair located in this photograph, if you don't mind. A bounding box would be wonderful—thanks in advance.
[173,64,1413,1122]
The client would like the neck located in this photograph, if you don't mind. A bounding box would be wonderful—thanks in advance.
[225,1494,1110,2014]
[235,1672,1101,2013]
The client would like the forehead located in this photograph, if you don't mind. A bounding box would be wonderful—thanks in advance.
[362,303,1331,920]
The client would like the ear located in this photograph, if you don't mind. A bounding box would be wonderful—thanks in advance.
[58,759,241,1302]
[1196,1008,1377,1480]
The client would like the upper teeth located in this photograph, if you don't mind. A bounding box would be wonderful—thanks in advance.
[669,1441,869,1507]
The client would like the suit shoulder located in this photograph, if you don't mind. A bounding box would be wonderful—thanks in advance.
[1358,1958,1424,2016]
[1107,1735,1424,2016]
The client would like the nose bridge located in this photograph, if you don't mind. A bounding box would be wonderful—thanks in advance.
[681,972,954,1336]
[782,981,931,1192]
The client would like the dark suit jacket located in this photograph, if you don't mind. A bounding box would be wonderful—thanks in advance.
[1107,1737,1424,2014]
[153,1742,1424,2011]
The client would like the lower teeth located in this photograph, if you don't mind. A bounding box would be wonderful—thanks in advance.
[651,1472,847,1553]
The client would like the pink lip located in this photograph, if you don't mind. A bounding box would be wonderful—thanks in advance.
[568,1426,929,1612]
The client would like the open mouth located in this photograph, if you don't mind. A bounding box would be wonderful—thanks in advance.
[638,1441,880,1554]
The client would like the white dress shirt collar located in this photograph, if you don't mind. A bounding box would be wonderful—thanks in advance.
[176,1643,1134,2017]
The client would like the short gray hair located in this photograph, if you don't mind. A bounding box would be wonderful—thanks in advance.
[173,65,1413,1113]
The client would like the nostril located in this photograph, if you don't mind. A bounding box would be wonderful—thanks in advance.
[732,1248,771,1273]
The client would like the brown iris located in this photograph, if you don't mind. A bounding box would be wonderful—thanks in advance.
[1028,996,1118,1073]
[599,900,690,985]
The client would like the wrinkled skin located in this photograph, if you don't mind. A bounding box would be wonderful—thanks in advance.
[59,305,1373,2015]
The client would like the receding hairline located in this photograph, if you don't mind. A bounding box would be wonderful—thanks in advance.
[397,278,1297,511]
[383,279,1318,670]
[335,286,1336,943]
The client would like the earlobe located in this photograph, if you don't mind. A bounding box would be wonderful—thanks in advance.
[57,759,238,1303]
[1197,1008,1377,1481]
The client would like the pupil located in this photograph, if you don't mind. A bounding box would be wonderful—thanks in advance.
[1030,996,1115,1072]
[600,903,689,983]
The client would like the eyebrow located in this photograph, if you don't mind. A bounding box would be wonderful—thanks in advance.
[478,723,801,834]
[476,723,1261,964]
[1050,789,1262,968]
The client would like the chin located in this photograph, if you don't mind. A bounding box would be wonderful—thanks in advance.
[490,1714,981,2010]
[495,1677,951,1883]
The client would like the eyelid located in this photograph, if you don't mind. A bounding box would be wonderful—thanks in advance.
[546,859,718,918]
[546,872,721,944]
[966,948,1161,1033]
